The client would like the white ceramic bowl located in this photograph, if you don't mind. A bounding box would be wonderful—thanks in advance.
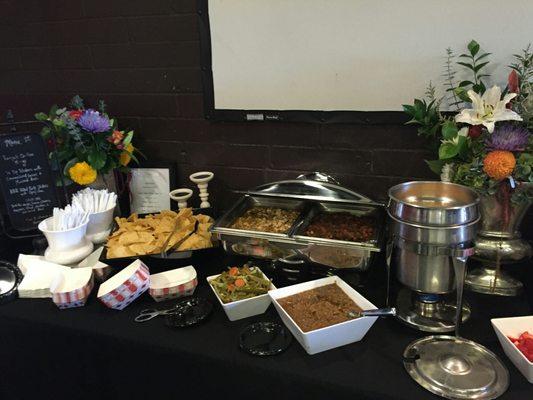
[491,316,533,383]
[207,268,275,321]
[86,206,116,244]
[38,217,94,265]
[269,275,378,355]
[149,266,198,302]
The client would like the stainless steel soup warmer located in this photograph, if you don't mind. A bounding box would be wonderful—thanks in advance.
[386,181,509,400]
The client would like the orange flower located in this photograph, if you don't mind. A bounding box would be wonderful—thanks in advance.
[69,110,83,120]
[107,130,124,145]
[119,143,134,166]
[483,151,516,180]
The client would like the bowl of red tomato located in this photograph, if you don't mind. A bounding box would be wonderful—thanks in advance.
[492,316,533,383]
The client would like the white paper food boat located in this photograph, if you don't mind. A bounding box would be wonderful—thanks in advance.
[50,267,94,309]
[97,260,150,310]
[149,266,198,302]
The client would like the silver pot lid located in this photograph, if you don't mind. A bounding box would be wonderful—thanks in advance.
[403,335,509,400]
[245,175,379,205]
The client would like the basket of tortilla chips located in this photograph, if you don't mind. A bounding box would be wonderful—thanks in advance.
[100,208,216,265]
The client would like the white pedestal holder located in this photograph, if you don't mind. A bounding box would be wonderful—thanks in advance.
[189,171,214,209]
[169,188,193,209]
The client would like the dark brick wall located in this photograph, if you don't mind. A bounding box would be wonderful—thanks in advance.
[0,0,436,209]
[2,0,531,243]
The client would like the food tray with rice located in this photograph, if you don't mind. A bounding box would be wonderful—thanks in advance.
[211,174,385,271]
[99,208,218,269]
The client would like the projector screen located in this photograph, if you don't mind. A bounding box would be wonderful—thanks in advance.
[199,0,533,121]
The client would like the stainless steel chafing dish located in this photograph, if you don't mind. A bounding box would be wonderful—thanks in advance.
[211,173,385,270]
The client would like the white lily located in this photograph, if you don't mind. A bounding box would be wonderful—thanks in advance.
[455,85,522,133]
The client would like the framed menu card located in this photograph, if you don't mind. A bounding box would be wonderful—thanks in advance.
[129,167,174,214]
[0,132,59,231]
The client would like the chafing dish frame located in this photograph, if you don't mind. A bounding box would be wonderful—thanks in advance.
[292,202,382,251]
[211,179,386,271]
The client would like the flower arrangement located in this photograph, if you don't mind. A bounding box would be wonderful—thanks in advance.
[403,40,533,203]
[35,95,139,186]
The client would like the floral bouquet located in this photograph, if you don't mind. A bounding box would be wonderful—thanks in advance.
[35,95,139,186]
[403,40,533,206]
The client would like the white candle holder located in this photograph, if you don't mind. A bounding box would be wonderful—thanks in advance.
[189,171,214,209]
[169,188,193,209]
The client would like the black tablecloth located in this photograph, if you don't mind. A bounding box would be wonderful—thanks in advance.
[0,246,532,400]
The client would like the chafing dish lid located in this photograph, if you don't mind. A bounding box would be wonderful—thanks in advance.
[244,179,379,205]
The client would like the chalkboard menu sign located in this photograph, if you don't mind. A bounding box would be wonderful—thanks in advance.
[0,132,58,231]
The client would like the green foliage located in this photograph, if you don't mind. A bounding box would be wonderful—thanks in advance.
[515,153,533,182]
[453,158,489,189]
[434,118,470,163]
[510,45,533,129]
[443,47,461,110]
[70,95,84,110]
[454,40,491,99]
[439,142,458,159]
[441,120,458,140]
[35,112,48,121]
[402,97,441,149]
[438,135,468,160]
[510,45,533,89]
[425,159,445,175]
[98,99,106,114]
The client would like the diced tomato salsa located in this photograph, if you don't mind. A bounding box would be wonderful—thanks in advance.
[508,331,533,362]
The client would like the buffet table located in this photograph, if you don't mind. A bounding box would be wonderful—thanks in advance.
[0,244,531,400]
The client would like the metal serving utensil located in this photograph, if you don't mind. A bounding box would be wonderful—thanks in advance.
[159,220,199,257]
[347,307,396,319]
[134,307,180,322]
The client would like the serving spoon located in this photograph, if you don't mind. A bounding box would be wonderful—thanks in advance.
[347,307,396,319]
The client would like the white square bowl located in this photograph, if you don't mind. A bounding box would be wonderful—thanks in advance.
[207,268,275,321]
[269,275,378,355]
[491,316,533,383]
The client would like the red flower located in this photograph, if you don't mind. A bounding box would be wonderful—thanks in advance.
[69,110,83,120]
[46,138,55,151]
[508,70,519,94]
[468,125,483,139]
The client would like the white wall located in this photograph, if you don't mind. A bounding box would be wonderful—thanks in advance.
[209,0,533,111]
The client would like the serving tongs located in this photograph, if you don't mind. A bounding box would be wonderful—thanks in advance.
[159,220,199,258]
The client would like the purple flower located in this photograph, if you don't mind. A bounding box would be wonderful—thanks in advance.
[78,109,110,133]
[486,124,530,151]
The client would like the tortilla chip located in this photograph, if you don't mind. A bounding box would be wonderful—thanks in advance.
[107,245,136,258]
[177,233,212,251]
[129,242,159,255]
[106,208,214,257]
